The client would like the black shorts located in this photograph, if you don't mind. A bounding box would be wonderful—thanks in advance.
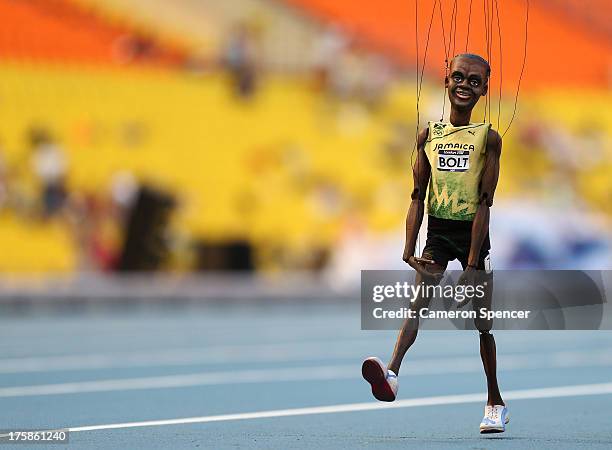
[422,215,491,270]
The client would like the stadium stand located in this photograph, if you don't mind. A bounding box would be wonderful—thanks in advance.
[0,0,609,272]
[285,0,612,88]
[74,0,321,72]
[0,0,185,65]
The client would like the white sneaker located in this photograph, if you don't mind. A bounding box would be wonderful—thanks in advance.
[361,357,398,402]
[479,404,509,433]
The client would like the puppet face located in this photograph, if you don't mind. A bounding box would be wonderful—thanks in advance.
[445,56,489,111]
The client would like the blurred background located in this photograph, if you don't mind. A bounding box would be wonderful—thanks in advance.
[0,0,610,297]
[0,2,611,445]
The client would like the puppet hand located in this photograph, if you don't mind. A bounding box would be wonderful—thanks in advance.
[456,266,478,308]
[407,256,443,282]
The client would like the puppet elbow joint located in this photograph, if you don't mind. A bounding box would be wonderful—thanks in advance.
[411,188,426,201]
[479,192,493,207]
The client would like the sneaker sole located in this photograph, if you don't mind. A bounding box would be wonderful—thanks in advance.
[361,358,396,402]
[480,417,509,434]
[480,427,505,434]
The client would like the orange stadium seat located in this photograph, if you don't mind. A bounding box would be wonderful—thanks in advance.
[284,0,612,89]
[0,0,185,66]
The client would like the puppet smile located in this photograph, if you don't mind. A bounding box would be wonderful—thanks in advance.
[454,89,472,100]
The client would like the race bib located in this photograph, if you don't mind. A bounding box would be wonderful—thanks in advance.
[437,149,470,172]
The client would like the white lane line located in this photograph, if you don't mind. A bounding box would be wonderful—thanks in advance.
[0,340,383,374]
[55,382,612,433]
[0,331,600,364]
[1,349,612,398]
[0,336,610,374]
[0,365,354,398]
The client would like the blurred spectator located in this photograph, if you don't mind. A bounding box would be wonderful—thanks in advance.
[113,33,158,64]
[384,121,413,170]
[312,28,392,108]
[329,46,366,100]
[312,25,348,93]
[28,127,68,217]
[111,171,139,214]
[68,172,139,271]
[222,23,260,99]
[69,192,116,271]
[309,178,344,220]
[362,54,393,109]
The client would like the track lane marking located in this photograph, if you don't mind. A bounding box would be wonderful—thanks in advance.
[0,342,610,374]
[0,340,384,373]
[0,349,612,397]
[7,382,611,434]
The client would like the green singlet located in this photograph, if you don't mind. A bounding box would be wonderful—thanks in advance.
[424,121,490,221]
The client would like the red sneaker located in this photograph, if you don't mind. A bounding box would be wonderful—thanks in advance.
[361,357,398,402]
